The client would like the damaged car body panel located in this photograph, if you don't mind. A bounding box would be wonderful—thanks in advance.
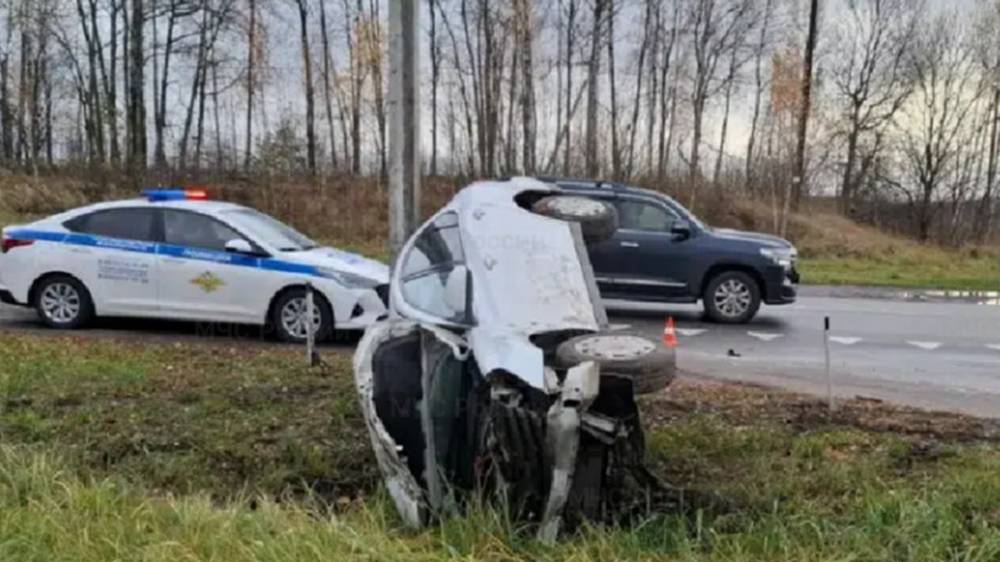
[354,177,676,538]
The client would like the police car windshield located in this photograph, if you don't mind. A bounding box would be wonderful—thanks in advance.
[222,209,317,252]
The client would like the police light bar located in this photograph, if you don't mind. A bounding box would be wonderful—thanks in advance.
[142,188,209,202]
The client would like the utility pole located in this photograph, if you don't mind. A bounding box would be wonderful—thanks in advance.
[389,1,421,259]
[792,0,820,212]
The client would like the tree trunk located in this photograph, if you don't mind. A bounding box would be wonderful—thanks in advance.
[155,0,178,170]
[244,0,255,169]
[517,0,536,174]
[625,0,652,179]
[297,0,317,176]
[0,55,11,162]
[714,75,734,186]
[745,0,773,190]
[793,0,820,211]
[607,0,621,179]
[128,0,148,174]
[563,0,576,174]
[974,89,1000,242]
[584,0,606,177]
[840,124,860,215]
[367,0,386,178]
[319,0,338,171]
[179,7,208,170]
[429,0,440,175]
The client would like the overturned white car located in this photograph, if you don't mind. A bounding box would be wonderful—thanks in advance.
[353,177,675,540]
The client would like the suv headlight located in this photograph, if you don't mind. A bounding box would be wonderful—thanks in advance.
[760,248,795,271]
[317,267,382,289]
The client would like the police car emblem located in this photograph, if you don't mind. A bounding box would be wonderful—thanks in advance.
[191,272,225,293]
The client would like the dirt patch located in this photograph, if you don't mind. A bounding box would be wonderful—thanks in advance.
[643,379,1000,443]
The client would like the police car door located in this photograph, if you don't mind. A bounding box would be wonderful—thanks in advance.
[157,209,263,323]
[62,207,161,316]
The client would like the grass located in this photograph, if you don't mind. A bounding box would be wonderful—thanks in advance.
[3,333,1000,560]
[800,254,1000,291]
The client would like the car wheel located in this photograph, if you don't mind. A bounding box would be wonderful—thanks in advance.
[531,196,618,243]
[33,275,94,330]
[554,332,676,395]
[271,288,334,343]
[703,271,761,324]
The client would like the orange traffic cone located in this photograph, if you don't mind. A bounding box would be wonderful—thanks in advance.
[662,316,679,348]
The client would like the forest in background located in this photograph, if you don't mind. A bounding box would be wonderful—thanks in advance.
[1,0,1000,247]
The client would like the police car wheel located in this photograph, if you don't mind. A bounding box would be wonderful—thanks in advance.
[34,275,94,330]
[271,288,334,343]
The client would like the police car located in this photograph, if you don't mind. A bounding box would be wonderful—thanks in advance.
[0,189,389,342]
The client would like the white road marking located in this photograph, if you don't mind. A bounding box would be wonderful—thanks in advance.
[676,328,708,337]
[608,323,631,331]
[907,341,942,351]
[986,344,1000,352]
[747,331,784,342]
[829,336,862,346]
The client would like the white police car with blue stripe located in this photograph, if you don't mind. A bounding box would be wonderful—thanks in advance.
[0,189,389,342]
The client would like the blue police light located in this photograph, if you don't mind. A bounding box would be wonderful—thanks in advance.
[142,188,209,202]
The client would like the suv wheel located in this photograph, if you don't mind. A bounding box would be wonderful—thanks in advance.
[271,288,334,343]
[530,196,618,243]
[703,271,761,324]
[34,275,94,329]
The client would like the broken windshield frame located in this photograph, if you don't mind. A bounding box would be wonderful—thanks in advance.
[399,212,474,326]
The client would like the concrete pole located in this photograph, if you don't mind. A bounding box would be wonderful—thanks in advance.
[388,0,421,260]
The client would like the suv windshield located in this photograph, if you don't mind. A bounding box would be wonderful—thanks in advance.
[222,209,317,252]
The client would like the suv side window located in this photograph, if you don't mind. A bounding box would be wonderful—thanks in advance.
[66,208,159,242]
[162,210,244,252]
[399,212,471,324]
[616,199,677,232]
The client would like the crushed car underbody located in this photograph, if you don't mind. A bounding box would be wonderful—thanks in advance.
[353,178,676,540]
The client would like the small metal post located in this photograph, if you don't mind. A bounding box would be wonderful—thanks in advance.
[824,316,834,412]
[305,282,318,367]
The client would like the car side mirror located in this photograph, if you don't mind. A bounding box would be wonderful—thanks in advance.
[225,239,255,254]
[444,266,471,321]
[670,220,691,240]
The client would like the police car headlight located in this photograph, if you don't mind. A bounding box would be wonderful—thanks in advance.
[760,248,794,271]
[317,267,382,289]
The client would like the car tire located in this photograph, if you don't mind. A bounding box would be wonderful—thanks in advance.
[270,287,335,343]
[703,271,761,324]
[33,274,94,330]
[531,195,618,244]
[554,332,675,395]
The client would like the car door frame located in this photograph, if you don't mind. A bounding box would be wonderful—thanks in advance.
[60,206,164,317]
[603,195,696,301]
[155,208,272,323]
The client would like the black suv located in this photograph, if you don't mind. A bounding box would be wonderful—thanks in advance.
[545,178,799,323]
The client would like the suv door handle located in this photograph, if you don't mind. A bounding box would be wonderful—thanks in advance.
[620,241,640,248]
[162,257,185,265]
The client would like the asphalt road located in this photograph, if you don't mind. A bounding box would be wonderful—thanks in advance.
[3,286,1000,417]
[607,287,1000,418]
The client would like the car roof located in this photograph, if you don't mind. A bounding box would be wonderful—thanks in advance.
[540,177,669,201]
[66,198,248,216]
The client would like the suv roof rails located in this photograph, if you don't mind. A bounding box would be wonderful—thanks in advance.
[533,176,623,190]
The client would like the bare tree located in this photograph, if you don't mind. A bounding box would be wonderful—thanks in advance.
[896,13,983,242]
[127,0,147,173]
[830,0,920,215]
[295,0,316,176]
[244,0,256,169]
[685,0,754,208]
[584,0,607,177]
[791,0,818,211]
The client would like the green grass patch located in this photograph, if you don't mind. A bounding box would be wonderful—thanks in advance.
[2,334,1000,559]
[800,254,1000,291]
